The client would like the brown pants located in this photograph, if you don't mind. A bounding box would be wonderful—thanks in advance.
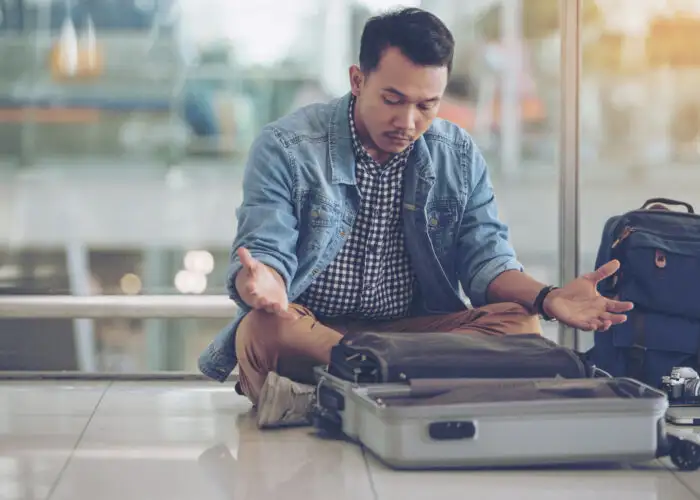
[235,302,542,405]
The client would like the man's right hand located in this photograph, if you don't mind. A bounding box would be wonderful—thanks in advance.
[235,247,297,319]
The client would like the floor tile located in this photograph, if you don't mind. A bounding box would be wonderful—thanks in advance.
[0,413,89,500]
[5,380,700,500]
[365,454,696,500]
[0,414,89,452]
[81,414,243,447]
[93,381,245,417]
[83,412,329,448]
[48,382,374,500]
[0,382,108,416]
[51,427,373,500]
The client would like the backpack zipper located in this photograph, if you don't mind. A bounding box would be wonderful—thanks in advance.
[611,225,700,249]
[611,226,635,248]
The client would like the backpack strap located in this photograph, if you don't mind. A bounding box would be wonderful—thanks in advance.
[626,312,646,382]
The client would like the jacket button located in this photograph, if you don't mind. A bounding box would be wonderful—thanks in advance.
[340,231,346,237]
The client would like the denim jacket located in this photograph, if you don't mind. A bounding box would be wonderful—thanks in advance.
[198,92,522,382]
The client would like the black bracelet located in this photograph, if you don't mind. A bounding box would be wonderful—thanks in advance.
[533,285,559,321]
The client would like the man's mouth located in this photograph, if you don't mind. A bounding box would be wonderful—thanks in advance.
[386,133,412,142]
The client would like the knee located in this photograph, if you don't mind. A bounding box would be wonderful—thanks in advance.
[483,302,542,335]
[504,303,535,318]
[483,302,532,317]
[236,309,285,354]
[504,303,542,335]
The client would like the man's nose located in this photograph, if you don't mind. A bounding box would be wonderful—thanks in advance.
[393,106,416,131]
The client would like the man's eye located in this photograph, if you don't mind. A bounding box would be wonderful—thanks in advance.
[383,97,400,105]
[419,102,437,111]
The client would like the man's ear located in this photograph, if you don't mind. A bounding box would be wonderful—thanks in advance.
[349,65,364,96]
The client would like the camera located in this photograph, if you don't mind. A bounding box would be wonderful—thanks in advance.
[661,367,700,405]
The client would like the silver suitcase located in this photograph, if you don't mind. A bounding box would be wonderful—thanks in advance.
[312,368,698,470]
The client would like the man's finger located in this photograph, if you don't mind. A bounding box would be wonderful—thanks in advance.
[605,298,634,313]
[268,300,289,317]
[599,320,613,331]
[237,247,257,272]
[586,259,620,283]
[580,319,601,331]
[598,311,627,325]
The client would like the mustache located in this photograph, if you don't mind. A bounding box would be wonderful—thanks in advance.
[386,132,414,141]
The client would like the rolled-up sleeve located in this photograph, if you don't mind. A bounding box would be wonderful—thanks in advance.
[457,139,523,307]
[226,127,299,309]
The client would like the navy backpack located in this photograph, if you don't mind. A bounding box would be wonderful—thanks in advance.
[587,198,700,388]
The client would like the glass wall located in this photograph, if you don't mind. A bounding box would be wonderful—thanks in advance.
[0,0,565,372]
[578,0,700,350]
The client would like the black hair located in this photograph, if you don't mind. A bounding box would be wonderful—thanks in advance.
[359,7,454,75]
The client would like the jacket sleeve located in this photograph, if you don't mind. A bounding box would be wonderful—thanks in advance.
[457,138,523,307]
[226,126,299,309]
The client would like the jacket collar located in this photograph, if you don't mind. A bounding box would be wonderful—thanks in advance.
[328,93,356,185]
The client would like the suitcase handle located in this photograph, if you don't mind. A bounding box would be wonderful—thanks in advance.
[428,421,477,441]
[641,198,695,213]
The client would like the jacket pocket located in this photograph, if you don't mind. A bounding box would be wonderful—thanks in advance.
[616,229,700,319]
[424,198,460,256]
[295,190,343,251]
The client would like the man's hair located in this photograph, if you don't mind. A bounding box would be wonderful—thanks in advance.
[359,7,454,75]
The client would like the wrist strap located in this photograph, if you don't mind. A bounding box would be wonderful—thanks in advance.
[534,285,559,321]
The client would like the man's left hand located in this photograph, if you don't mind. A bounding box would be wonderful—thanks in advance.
[544,259,634,331]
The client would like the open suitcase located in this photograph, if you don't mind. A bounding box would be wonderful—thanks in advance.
[311,330,700,471]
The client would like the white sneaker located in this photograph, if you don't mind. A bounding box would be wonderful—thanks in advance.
[256,371,316,429]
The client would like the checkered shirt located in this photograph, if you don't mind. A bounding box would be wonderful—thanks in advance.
[297,95,415,319]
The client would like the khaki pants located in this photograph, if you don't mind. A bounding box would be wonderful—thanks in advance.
[236,302,542,405]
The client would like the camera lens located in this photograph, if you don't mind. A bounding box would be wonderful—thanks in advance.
[686,378,700,398]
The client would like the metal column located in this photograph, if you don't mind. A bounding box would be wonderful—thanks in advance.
[143,248,168,371]
[500,0,523,177]
[65,242,97,372]
[558,0,582,350]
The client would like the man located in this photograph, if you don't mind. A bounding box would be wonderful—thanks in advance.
[198,8,633,428]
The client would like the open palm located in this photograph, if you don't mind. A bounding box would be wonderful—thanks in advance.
[544,260,634,331]
[236,247,296,319]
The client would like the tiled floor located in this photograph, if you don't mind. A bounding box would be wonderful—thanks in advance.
[1,380,699,500]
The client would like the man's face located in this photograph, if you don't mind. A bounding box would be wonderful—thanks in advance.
[350,46,448,156]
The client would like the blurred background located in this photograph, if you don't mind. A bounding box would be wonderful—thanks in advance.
[1,0,699,374]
